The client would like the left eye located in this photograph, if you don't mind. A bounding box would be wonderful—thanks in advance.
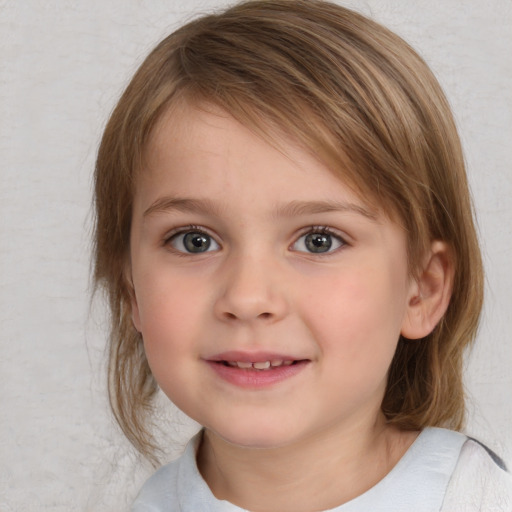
[169,231,220,254]
[292,230,344,254]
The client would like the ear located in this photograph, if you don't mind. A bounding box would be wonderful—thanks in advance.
[401,241,454,340]
[124,263,142,332]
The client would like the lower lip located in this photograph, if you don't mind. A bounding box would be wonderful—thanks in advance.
[206,361,309,388]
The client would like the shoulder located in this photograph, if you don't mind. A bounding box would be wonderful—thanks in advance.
[130,432,238,512]
[131,459,182,512]
[442,438,512,511]
[130,432,202,512]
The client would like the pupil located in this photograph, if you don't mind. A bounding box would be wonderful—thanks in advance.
[184,232,210,252]
[306,233,331,253]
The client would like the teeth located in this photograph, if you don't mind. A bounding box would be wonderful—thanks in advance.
[253,361,271,370]
[226,360,294,370]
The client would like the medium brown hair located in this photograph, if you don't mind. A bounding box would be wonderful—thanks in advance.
[93,0,483,463]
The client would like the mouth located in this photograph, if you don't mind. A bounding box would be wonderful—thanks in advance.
[221,359,296,370]
[206,353,310,388]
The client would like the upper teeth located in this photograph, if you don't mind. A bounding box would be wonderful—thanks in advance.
[227,360,293,369]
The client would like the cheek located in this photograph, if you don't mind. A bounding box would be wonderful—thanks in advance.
[134,273,206,361]
[300,265,407,361]
[135,281,205,410]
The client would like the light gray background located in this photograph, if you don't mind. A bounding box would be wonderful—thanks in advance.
[1,1,511,511]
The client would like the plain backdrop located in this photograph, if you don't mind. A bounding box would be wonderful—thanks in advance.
[1,1,511,511]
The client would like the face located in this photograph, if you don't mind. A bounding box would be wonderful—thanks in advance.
[129,102,419,449]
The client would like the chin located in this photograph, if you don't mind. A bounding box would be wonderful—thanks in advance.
[206,418,299,450]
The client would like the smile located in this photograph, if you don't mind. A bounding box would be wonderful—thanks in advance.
[207,354,309,388]
[224,360,294,370]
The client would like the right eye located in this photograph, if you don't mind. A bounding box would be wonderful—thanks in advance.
[168,230,220,254]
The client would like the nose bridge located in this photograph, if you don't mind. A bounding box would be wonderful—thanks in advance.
[214,246,288,323]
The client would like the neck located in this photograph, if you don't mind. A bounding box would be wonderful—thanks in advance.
[196,416,418,512]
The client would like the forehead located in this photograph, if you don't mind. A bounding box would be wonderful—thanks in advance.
[139,101,379,217]
[143,100,392,214]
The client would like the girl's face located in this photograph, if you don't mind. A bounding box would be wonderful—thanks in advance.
[129,102,419,449]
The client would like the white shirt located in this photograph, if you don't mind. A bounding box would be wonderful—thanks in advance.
[131,428,512,511]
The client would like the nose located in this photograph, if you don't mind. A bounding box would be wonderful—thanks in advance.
[213,253,289,323]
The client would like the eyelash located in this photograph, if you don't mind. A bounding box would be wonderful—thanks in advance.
[163,225,347,255]
[164,225,203,240]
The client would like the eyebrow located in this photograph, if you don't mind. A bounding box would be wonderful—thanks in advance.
[143,196,378,221]
[274,200,378,220]
[144,197,224,218]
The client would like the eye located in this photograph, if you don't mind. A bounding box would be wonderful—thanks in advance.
[292,228,345,254]
[168,229,220,254]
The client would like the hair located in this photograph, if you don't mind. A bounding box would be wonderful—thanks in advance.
[93,0,484,463]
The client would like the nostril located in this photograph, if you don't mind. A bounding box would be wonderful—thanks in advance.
[222,311,273,321]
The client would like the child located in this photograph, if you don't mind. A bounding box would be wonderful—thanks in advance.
[93,0,512,510]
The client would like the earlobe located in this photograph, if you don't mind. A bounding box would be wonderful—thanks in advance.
[401,241,454,340]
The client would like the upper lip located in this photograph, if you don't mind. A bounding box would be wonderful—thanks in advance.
[207,351,305,363]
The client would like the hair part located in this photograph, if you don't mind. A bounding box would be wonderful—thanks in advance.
[93,0,483,463]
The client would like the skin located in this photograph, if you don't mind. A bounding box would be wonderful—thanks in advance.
[128,102,452,511]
